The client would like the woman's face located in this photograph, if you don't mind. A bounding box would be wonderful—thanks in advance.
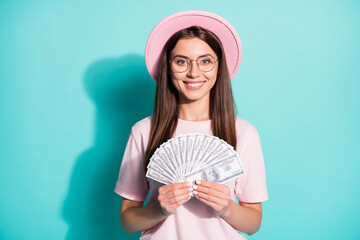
[169,37,218,104]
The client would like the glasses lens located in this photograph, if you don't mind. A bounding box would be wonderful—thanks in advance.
[198,56,215,72]
[171,56,188,72]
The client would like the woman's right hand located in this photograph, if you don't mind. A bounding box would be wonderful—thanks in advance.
[120,182,193,233]
[157,182,193,215]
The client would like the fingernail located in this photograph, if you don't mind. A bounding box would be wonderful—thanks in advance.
[186,182,192,187]
[195,196,199,199]
[195,180,201,185]
[193,191,198,195]
[189,192,194,196]
[188,196,191,200]
[188,188,193,192]
[193,185,198,190]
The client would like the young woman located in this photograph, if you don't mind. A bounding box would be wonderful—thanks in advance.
[115,11,268,240]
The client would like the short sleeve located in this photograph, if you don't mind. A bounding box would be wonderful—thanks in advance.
[235,126,268,203]
[114,128,149,201]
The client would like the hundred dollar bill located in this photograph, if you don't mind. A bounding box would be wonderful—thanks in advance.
[157,143,182,181]
[177,136,187,176]
[147,157,176,183]
[148,154,178,183]
[146,166,172,185]
[194,135,211,163]
[191,135,220,172]
[185,134,195,176]
[196,141,234,170]
[188,134,206,173]
[168,139,184,180]
[185,154,244,184]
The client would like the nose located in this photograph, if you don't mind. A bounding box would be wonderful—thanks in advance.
[187,60,201,78]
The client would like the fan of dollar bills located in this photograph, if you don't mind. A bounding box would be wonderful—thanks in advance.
[146,133,244,185]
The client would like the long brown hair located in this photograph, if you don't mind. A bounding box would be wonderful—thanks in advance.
[144,26,237,172]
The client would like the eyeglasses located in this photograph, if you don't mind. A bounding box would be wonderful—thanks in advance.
[170,54,219,73]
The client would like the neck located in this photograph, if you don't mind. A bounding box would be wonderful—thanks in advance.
[178,95,210,121]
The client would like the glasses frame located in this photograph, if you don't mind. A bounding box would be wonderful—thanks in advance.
[170,54,219,73]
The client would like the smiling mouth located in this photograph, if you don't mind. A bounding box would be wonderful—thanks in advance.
[183,81,206,88]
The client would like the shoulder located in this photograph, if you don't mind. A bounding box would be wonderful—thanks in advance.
[125,116,152,151]
[235,116,261,144]
[130,116,152,137]
[235,116,259,135]
[132,116,152,131]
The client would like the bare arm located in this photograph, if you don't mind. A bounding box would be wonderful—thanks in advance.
[120,198,165,234]
[194,180,263,235]
[120,182,192,234]
[221,201,262,235]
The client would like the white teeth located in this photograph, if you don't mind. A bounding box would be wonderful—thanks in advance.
[186,82,204,87]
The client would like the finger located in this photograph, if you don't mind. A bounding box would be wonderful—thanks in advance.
[158,185,194,204]
[159,182,192,195]
[195,180,229,193]
[166,186,193,198]
[194,191,227,206]
[159,186,194,201]
[196,196,229,215]
[194,185,229,200]
[165,191,193,204]
[161,194,192,214]
[174,195,191,206]
[171,195,192,207]
[196,196,222,211]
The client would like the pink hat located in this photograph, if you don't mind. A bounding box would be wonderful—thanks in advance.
[145,10,242,82]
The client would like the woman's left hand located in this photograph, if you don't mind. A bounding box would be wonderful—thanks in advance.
[193,180,231,216]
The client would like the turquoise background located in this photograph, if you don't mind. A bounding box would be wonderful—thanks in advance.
[1,0,359,239]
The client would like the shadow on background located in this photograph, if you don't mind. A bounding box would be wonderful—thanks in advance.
[62,54,155,239]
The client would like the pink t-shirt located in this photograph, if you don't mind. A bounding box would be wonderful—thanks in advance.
[115,116,268,240]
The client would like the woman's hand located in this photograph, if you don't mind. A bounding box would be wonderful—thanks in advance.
[157,182,193,215]
[193,180,231,216]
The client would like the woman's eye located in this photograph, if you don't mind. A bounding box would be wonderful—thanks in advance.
[176,60,187,65]
[200,59,211,64]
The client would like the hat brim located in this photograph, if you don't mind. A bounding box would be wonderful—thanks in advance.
[145,10,242,82]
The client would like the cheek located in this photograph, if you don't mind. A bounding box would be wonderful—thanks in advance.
[206,73,217,88]
[171,76,181,92]
[205,68,218,82]
[171,73,184,87]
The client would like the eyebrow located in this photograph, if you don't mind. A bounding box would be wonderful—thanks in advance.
[172,54,214,59]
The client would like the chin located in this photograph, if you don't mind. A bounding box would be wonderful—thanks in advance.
[180,93,208,102]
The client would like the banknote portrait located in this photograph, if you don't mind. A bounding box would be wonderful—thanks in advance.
[202,166,220,182]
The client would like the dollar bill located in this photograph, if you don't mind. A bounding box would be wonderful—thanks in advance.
[148,154,178,183]
[196,141,234,170]
[185,154,244,184]
[146,133,244,185]
[191,135,220,172]
[146,166,172,185]
[177,136,186,176]
[188,134,205,173]
[156,146,182,181]
[168,139,184,180]
[185,134,195,176]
